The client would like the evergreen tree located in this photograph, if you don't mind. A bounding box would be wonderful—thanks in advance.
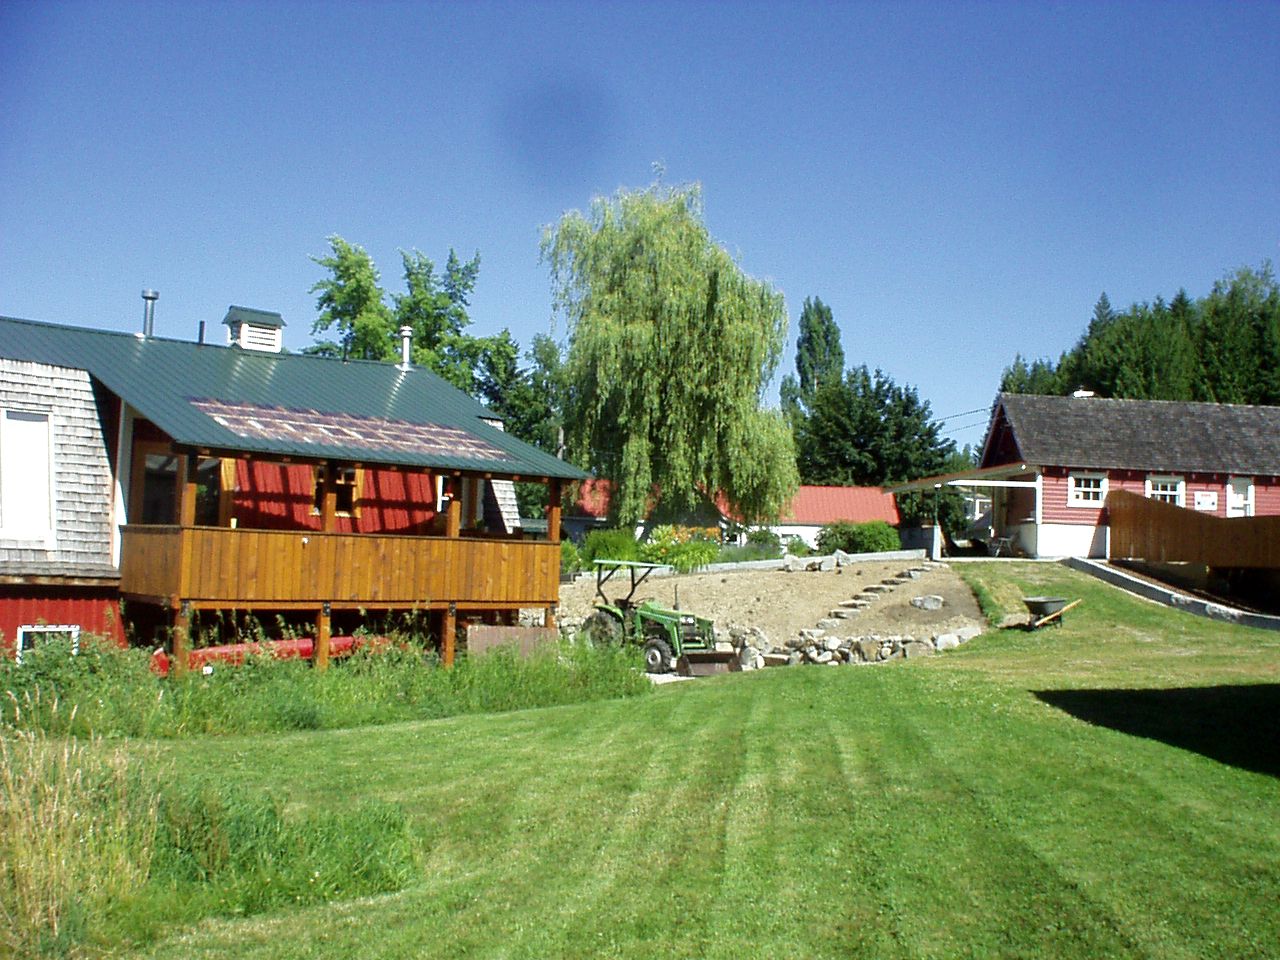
[796,366,953,487]
[781,296,843,428]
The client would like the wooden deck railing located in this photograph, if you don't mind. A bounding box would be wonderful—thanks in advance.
[1106,490,1280,568]
[119,525,560,607]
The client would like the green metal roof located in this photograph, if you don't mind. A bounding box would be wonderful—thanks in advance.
[224,305,285,328]
[0,314,584,480]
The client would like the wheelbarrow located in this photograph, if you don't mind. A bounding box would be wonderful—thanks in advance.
[1022,597,1082,629]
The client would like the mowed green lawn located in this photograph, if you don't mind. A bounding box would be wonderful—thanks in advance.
[136,564,1279,959]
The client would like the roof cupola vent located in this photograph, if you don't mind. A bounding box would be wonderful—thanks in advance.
[223,305,285,353]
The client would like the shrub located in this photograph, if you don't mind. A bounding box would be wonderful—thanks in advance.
[581,528,641,565]
[716,542,780,563]
[785,537,813,556]
[640,525,720,573]
[745,528,783,556]
[560,540,582,576]
[816,520,900,555]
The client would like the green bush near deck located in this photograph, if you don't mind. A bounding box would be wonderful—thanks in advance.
[580,527,641,565]
[815,519,899,554]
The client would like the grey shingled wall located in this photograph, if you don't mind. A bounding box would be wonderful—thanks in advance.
[0,358,115,574]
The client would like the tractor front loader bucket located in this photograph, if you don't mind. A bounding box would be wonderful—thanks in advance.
[677,650,740,677]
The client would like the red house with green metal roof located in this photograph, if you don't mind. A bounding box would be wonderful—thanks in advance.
[0,309,584,668]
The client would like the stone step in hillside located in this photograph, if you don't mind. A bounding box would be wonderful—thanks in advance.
[829,608,859,619]
[863,583,893,593]
[838,598,871,609]
[882,577,909,586]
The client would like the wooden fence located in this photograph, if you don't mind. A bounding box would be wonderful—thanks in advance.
[1106,489,1280,568]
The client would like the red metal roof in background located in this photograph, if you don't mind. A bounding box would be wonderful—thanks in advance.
[779,486,899,525]
[573,480,898,526]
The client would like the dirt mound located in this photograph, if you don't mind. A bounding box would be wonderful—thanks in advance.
[558,560,983,645]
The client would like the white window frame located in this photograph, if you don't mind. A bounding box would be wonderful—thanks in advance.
[1067,472,1108,508]
[0,408,56,547]
[1226,477,1255,518]
[15,624,81,664]
[1145,474,1185,507]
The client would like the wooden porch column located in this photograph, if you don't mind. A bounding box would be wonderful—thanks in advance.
[545,603,557,631]
[446,475,462,538]
[442,602,457,667]
[172,601,191,675]
[547,479,562,544]
[177,454,197,527]
[314,603,332,671]
[320,463,337,532]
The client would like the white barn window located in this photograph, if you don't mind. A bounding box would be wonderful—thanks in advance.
[0,409,55,545]
[1145,475,1184,507]
[1068,472,1107,507]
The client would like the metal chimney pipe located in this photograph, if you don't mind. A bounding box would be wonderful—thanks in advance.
[398,325,413,369]
[141,289,159,337]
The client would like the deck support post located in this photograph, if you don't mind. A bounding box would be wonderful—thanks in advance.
[547,479,562,544]
[315,602,331,671]
[172,600,191,675]
[443,601,457,667]
[545,603,557,632]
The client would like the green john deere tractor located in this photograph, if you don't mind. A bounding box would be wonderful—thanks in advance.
[581,560,736,675]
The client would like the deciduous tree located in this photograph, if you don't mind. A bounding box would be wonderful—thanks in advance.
[542,181,798,525]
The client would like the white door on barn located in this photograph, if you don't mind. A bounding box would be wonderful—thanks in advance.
[1226,477,1254,517]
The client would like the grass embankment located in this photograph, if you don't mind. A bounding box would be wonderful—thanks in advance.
[120,563,1279,960]
[5,563,1278,957]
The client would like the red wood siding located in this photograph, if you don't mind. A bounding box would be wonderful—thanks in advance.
[1040,468,1280,525]
[232,462,438,534]
[1254,479,1280,516]
[0,587,123,654]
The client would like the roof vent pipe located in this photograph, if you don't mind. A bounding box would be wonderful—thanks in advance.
[141,289,159,337]
[398,325,413,370]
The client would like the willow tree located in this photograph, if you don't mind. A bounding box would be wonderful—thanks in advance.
[542,181,798,526]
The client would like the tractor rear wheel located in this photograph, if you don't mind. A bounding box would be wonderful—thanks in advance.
[642,638,674,674]
[583,611,623,646]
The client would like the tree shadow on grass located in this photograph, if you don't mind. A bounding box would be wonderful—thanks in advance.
[1033,685,1280,778]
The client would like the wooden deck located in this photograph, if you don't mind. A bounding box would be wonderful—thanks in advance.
[119,525,560,610]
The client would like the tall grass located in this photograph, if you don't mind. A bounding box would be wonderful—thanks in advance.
[1,636,650,739]
[0,702,158,958]
[0,702,417,958]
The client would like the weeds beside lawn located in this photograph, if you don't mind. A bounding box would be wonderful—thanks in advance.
[0,637,649,739]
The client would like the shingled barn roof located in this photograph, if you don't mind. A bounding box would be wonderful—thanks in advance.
[992,393,1280,475]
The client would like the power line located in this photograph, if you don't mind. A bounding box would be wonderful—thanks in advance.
[936,406,988,423]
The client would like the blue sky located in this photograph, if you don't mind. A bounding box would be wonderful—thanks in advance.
[2,0,1277,448]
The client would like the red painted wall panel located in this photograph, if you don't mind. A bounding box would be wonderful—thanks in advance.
[1038,468,1280,526]
[231,462,438,534]
[1252,479,1280,516]
[0,588,123,654]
